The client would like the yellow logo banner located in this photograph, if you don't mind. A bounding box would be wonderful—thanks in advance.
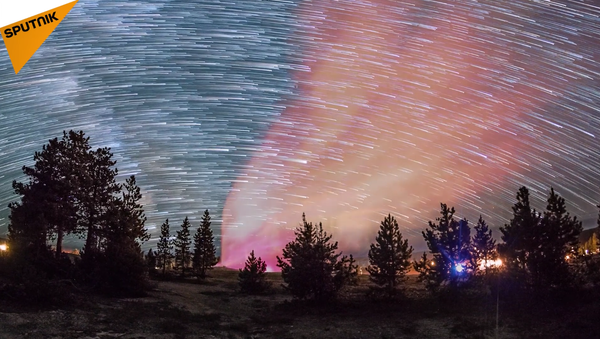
[1,0,78,74]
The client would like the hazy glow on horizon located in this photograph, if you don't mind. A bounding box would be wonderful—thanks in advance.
[0,1,599,268]
[221,0,600,269]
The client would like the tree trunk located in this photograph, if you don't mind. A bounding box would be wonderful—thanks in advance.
[84,187,98,257]
[56,225,63,258]
[85,225,94,253]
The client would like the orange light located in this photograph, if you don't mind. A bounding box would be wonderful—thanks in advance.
[0,244,7,251]
[478,259,503,270]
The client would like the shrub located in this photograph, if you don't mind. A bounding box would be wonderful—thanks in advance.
[238,250,271,294]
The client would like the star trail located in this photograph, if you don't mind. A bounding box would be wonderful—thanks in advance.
[1,0,600,269]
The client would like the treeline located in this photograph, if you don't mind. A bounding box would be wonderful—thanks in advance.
[0,131,151,300]
[1,130,599,305]
[240,187,600,301]
[0,130,253,302]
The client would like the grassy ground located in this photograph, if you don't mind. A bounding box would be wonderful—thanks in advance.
[0,268,596,339]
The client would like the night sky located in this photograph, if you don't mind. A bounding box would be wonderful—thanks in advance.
[1,0,599,269]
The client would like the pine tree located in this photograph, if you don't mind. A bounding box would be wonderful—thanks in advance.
[95,175,149,296]
[335,254,359,288]
[7,130,151,295]
[8,131,123,283]
[110,175,149,244]
[174,217,192,277]
[9,131,85,259]
[367,214,414,296]
[532,188,582,288]
[276,213,355,301]
[238,250,271,294]
[500,187,582,289]
[413,252,444,292]
[417,204,471,290]
[75,135,121,260]
[499,186,540,285]
[101,175,149,257]
[192,210,219,279]
[146,249,157,273]
[471,215,497,278]
[157,219,173,276]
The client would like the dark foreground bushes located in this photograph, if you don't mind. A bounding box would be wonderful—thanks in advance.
[2,130,151,302]
[0,261,74,307]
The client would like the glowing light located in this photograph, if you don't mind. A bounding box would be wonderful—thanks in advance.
[430,261,435,266]
[479,259,503,270]
[565,255,570,260]
[0,244,6,251]
[455,263,465,273]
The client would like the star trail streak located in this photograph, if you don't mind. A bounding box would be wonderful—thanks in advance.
[1,0,600,269]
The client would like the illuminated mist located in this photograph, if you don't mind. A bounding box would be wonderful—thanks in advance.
[221,0,600,269]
